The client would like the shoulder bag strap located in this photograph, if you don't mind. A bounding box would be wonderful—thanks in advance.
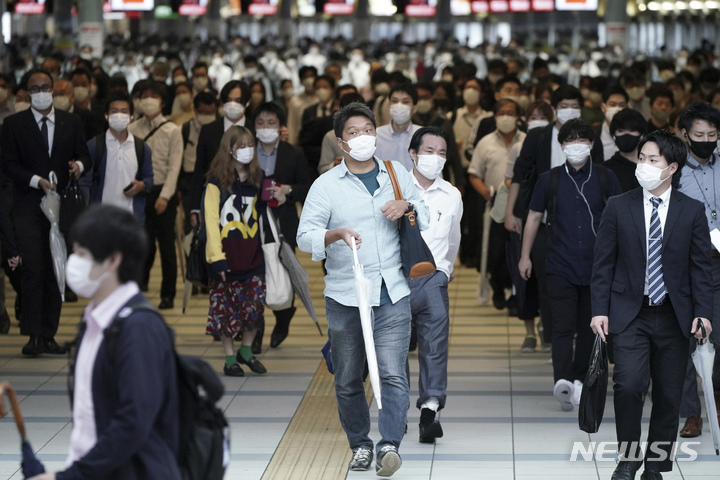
[383,160,403,201]
[143,120,169,143]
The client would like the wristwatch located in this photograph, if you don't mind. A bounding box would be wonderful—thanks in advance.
[287,185,293,195]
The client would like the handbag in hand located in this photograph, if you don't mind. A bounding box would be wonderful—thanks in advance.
[579,334,609,433]
[186,226,208,288]
[383,161,436,279]
[261,209,293,310]
[59,175,85,235]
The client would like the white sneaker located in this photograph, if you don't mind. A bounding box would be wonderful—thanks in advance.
[553,379,574,412]
[572,380,583,406]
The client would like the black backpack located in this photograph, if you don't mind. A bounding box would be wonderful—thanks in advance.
[93,298,229,480]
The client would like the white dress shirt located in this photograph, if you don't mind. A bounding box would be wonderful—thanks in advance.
[67,282,141,466]
[287,92,318,145]
[102,130,138,213]
[412,173,463,280]
[469,129,526,193]
[128,114,183,200]
[601,122,618,161]
[642,187,671,295]
[375,122,421,171]
[223,115,246,132]
[551,125,565,168]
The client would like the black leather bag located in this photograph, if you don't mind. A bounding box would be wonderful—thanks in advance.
[59,176,85,235]
[186,226,208,289]
[579,334,609,433]
[383,161,436,279]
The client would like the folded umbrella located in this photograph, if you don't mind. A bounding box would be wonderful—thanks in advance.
[691,323,720,455]
[351,237,382,409]
[0,383,46,478]
[504,230,539,320]
[278,233,322,336]
[40,172,67,302]
[477,186,494,304]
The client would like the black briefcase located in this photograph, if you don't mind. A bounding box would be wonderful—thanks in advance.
[579,334,609,433]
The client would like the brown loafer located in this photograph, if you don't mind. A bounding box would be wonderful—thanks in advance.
[679,415,702,438]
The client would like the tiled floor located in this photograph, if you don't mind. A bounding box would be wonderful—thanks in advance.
[1,254,719,479]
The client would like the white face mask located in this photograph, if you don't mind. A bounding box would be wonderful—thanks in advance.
[0,87,8,103]
[193,76,208,91]
[416,99,434,115]
[563,143,591,165]
[256,128,279,144]
[30,91,53,111]
[196,113,216,125]
[176,93,192,109]
[283,87,295,99]
[15,101,31,113]
[108,113,131,132]
[389,103,412,125]
[415,154,446,180]
[496,115,517,134]
[133,98,143,116]
[66,254,110,299]
[139,97,161,117]
[635,162,672,191]
[463,88,480,105]
[73,86,89,103]
[528,119,549,130]
[234,147,254,164]
[556,107,581,125]
[223,102,245,121]
[302,77,316,91]
[341,135,376,162]
[316,88,332,103]
[604,106,623,124]
[626,87,646,102]
[174,75,188,85]
[52,95,71,111]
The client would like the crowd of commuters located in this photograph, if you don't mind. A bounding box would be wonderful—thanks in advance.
[2,32,720,478]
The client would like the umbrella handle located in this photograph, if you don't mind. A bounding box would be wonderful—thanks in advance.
[48,171,58,189]
[351,236,360,266]
[698,319,707,344]
[0,383,27,439]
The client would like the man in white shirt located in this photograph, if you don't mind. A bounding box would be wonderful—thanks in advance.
[287,66,319,145]
[375,83,422,171]
[599,86,629,160]
[128,81,183,310]
[408,126,462,444]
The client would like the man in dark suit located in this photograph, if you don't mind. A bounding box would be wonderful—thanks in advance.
[1,69,91,356]
[591,130,713,480]
[253,102,311,348]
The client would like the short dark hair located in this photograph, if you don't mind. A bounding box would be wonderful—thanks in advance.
[334,102,376,138]
[191,62,208,75]
[557,119,595,144]
[409,126,447,153]
[24,69,54,90]
[649,85,674,107]
[551,85,583,108]
[299,66,318,79]
[140,81,167,106]
[252,101,286,126]
[487,59,508,75]
[389,82,418,105]
[70,68,93,85]
[620,67,647,87]
[494,75,520,94]
[335,84,358,99]
[194,91,219,110]
[314,74,336,90]
[602,85,629,104]
[339,92,365,108]
[69,205,148,284]
[220,80,250,105]
[678,100,720,132]
[493,98,520,116]
[525,100,554,121]
[371,68,390,85]
[637,129,687,188]
[610,108,649,137]
[105,92,134,115]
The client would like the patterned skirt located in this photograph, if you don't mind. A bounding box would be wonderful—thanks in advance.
[206,275,266,338]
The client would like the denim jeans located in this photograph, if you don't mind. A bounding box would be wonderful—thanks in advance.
[325,296,411,453]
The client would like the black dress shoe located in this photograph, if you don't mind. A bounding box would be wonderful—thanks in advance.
[252,327,263,355]
[223,363,245,377]
[611,461,642,480]
[22,336,45,356]
[270,328,288,348]
[640,471,662,480]
[64,289,78,303]
[14,295,21,322]
[0,309,10,334]
[236,354,267,374]
[44,338,68,355]
[158,297,174,310]
[419,408,444,443]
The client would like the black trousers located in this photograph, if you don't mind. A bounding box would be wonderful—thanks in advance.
[143,186,178,299]
[530,224,553,342]
[460,177,485,268]
[177,171,193,236]
[15,213,62,338]
[488,221,511,296]
[612,301,688,473]
[545,274,594,383]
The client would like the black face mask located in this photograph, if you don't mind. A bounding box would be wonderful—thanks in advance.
[615,134,640,153]
[687,135,717,160]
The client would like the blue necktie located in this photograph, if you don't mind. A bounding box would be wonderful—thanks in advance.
[648,197,665,305]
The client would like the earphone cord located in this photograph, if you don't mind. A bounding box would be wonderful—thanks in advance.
[565,162,597,237]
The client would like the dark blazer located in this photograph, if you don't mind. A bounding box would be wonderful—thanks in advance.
[190,118,225,212]
[58,293,180,480]
[74,107,102,141]
[265,141,312,248]
[591,188,713,337]
[1,109,91,216]
[511,123,604,184]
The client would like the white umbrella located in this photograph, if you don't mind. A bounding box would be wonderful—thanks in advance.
[40,172,67,302]
[351,237,382,410]
[477,186,495,304]
[691,325,720,455]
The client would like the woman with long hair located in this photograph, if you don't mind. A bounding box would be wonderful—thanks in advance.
[204,125,268,376]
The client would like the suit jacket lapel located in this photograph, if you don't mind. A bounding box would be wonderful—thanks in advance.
[629,188,647,257]
[51,113,65,160]
[25,110,51,159]
[663,190,681,249]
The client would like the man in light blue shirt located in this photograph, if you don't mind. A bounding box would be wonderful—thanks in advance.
[374,83,422,171]
[297,102,429,477]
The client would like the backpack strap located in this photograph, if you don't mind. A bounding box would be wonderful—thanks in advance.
[92,132,106,185]
[104,297,163,364]
[144,120,170,143]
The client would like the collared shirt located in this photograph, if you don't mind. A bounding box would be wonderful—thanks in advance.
[642,187,671,295]
[67,282,141,466]
[375,122,422,171]
[412,173,463,280]
[314,101,334,119]
[222,115,246,132]
[550,125,565,169]
[257,140,279,177]
[318,129,344,175]
[530,161,622,285]
[679,152,720,233]
[102,130,137,213]
[601,122,618,161]
[454,106,491,167]
[128,114,183,200]
[469,129,526,192]
[287,92,318,145]
[30,107,81,189]
[297,158,430,307]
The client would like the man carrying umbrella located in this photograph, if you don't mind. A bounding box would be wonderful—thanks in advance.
[1,69,91,356]
[297,102,429,478]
